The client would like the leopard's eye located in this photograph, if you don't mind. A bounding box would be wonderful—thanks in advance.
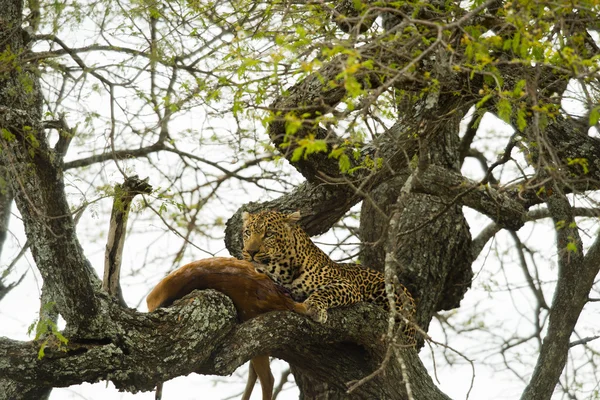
[264,230,275,238]
[243,229,250,237]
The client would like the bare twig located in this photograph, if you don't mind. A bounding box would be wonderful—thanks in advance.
[103,176,153,306]
[569,335,600,348]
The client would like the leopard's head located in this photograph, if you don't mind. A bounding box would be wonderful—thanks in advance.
[241,210,300,270]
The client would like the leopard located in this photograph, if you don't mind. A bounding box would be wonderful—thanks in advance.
[241,210,417,343]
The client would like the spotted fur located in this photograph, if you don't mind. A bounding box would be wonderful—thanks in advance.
[242,210,416,342]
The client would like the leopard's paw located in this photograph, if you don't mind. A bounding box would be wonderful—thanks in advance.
[306,303,328,323]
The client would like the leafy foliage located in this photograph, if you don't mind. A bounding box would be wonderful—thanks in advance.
[27,303,68,360]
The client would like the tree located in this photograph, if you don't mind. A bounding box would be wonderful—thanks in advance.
[1,0,599,398]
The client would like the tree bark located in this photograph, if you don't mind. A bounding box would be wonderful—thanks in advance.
[0,288,450,400]
[520,186,600,399]
[0,169,11,259]
[0,170,17,302]
[0,0,101,331]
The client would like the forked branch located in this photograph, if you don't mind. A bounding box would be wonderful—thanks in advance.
[103,176,152,306]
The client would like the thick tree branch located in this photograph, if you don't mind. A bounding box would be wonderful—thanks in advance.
[409,165,527,230]
[0,167,18,303]
[265,37,425,183]
[511,116,600,208]
[103,176,152,306]
[521,186,597,400]
[0,168,12,259]
[0,0,100,330]
[0,290,236,395]
[0,289,450,400]
[1,109,100,330]
[63,142,166,170]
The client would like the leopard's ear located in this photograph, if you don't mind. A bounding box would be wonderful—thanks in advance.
[242,211,250,222]
[286,211,301,224]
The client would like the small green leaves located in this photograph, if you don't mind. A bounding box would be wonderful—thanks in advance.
[344,75,362,98]
[476,94,492,109]
[28,302,69,360]
[589,106,600,126]
[289,135,328,162]
[295,26,306,38]
[512,80,527,98]
[328,144,353,173]
[497,98,512,123]
[566,239,578,254]
[556,220,578,231]
[338,153,351,173]
[284,113,303,136]
[158,202,168,215]
[1,128,15,141]
[567,158,589,174]
[516,108,527,132]
[512,32,521,54]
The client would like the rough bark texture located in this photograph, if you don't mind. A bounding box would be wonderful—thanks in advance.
[0,287,450,400]
[0,171,16,302]
[520,186,600,399]
[359,174,408,274]
[0,170,11,258]
[0,290,237,397]
[0,0,99,330]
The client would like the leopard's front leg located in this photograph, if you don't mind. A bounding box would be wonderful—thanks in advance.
[252,263,286,285]
[303,282,362,323]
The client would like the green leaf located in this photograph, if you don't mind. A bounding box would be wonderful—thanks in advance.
[497,98,512,123]
[36,320,49,338]
[516,108,527,131]
[1,128,15,141]
[302,139,327,156]
[567,158,589,174]
[38,339,47,360]
[291,146,305,162]
[329,147,345,159]
[589,106,600,126]
[284,114,303,136]
[465,43,474,61]
[27,320,37,336]
[513,80,526,98]
[512,32,520,54]
[531,46,544,61]
[519,41,529,58]
[566,241,578,253]
[338,154,351,173]
[476,94,492,109]
[344,76,362,98]
[53,329,68,345]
